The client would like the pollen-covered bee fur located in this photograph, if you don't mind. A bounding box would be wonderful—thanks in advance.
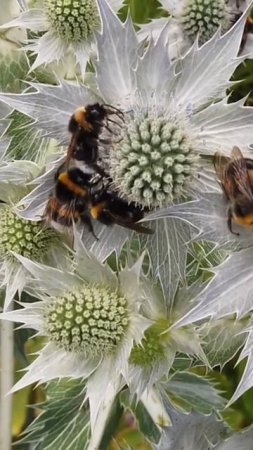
[44,161,102,235]
[214,146,253,235]
[66,102,124,174]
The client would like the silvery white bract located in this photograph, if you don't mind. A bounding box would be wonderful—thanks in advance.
[139,0,253,60]
[214,427,253,450]
[156,404,253,450]
[0,0,125,73]
[199,317,248,369]
[0,0,252,299]
[158,246,253,407]
[156,409,226,450]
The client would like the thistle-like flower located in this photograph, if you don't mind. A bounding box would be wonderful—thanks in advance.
[0,156,67,310]
[0,232,154,445]
[139,0,253,59]
[128,277,208,396]
[0,0,124,72]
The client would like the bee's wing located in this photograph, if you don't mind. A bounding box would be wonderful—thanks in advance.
[231,146,244,160]
[44,197,77,226]
[213,151,234,199]
[65,133,78,167]
[214,148,253,201]
[213,152,230,180]
[230,146,253,200]
[106,211,154,235]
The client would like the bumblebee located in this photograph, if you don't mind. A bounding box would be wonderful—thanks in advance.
[66,103,124,174]
[88,189,154,235]
[214,146,253,234]
[44,165,98,234]
[45,164,153,236]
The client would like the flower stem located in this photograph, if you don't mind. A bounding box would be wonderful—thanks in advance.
[87,377,122,450]
[0,310,14,450]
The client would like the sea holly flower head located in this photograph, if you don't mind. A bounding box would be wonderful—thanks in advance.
[0,157,67,310]
[169,0,239,45]
[44,0,100,44]
[0,206,56,262]
[44,284,130,357]
[0,233,156,439]
[110,113,199,208]
[139,0,253,60]
[127,278,208,395]
[0,0,124,72]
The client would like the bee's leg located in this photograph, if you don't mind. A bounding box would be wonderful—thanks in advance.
[99,138,112,145]
[102,104,125,121]
[91,164,107,177]
[99,136,123,145]
[107,117,123,128]
[80,213,99,240]
[227,208,240,236]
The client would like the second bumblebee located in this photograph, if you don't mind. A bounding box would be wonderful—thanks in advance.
[214,146,253,234]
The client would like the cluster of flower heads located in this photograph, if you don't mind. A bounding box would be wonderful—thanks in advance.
[1,0,253,448]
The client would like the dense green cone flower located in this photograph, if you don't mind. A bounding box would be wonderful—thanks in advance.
[138,0,253,60]
[0,206,55,260]
[44,284,129,356]
[110,116,198,207]
[0,156,67,310]
[171,0,234,44]
[44,0,100,43]
[0,0,124,72]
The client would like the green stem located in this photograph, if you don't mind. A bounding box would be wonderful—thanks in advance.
[0,311,14,450]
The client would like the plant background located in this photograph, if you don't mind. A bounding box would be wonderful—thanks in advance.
[1,0,253,448]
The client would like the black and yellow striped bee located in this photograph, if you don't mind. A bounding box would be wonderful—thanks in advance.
[45,164,153,236]
[66,103,124,174]
[214,146,253,234]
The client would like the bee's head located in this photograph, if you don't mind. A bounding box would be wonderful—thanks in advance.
[85,103,107,122]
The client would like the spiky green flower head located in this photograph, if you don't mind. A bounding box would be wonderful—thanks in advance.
[44,284,129,357]
[130,319,169,367]
[110,114,198,208]
[0,206,57,262]
[180,0,232,44]
[44,0,100,42]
